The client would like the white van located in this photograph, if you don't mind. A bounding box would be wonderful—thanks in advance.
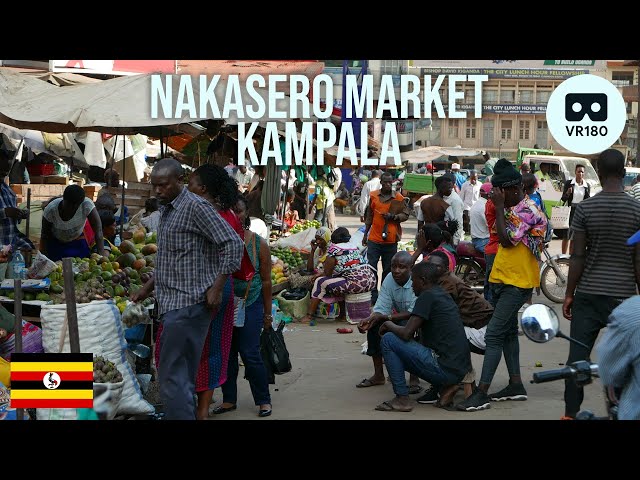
[522,155,602,210]
[623,167,640,192]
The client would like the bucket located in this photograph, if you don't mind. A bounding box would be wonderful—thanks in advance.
[345,292,372,325]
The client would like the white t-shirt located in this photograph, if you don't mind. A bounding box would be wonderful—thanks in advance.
[250,217,269,240]
[356,177,381,216]
[465,326,486,350]
[469,197,489,239]
[570,178,587,205]
[43,198,95,243]
[443,191,465,245]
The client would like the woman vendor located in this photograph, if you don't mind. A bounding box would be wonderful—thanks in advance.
[299,227,377,324]
[40,185,105,261]
[288,226,331,292]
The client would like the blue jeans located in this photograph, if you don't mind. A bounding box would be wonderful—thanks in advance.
[484,253,496,303]
[221,296,272,406]
[381,333,456,396]
[367,241,398,305]
[158,302,212,420]
[480,284,532,385]
[472,237,489,254]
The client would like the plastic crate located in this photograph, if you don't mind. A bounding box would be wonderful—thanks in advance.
[27,164,55,176]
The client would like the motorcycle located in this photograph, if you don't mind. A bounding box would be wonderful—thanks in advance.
[538,243,570,304]
[455,241,486,291]
[520,304,618,420]
[455,241,569,304]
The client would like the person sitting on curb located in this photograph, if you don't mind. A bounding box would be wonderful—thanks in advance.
[456,159,547,412]
[423,251,493,401]
[357,251,422,394]
[373,261,472,412]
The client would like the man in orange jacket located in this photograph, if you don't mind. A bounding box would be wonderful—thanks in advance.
[363,172,411,304]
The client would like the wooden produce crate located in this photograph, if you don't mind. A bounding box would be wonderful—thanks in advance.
[108,182,152,216]
[28,175,70,185]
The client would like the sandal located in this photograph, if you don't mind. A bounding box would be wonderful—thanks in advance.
[374,400,413,412]
[212,404,237,415]
[356,378,385,388]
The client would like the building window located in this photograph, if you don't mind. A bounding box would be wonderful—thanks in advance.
[465,120,476,139]
[501,120,512,140]
[484,89,498,104]
[500,89,515,104]
[519,90,533,104]
[626,102,633,113]
[381,60,405,75]
[612,71,635,87]
[519,120,531,140]
[448,119,459,138]
[537,91,551,103]
[465,88,475,105]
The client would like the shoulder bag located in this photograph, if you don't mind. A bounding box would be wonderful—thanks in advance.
[233,233,258,327]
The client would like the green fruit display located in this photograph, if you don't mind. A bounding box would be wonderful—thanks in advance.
[36,293,51,301]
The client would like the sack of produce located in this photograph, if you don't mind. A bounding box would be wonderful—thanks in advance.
[38,300,153,419]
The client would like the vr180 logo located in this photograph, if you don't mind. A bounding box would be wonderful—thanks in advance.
[547,75,625,155]
[564,93,608,137]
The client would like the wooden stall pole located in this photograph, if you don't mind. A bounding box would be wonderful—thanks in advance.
[62,258,81,353]
[25,189,31,252]
[119,137,127,238]
[13,279,24,421]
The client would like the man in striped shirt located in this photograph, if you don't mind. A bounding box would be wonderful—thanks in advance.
[562,149,640,420]
[132,158,244,420]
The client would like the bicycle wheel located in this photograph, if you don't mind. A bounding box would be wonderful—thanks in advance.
[455,260,485,289]
[540,258,570,303]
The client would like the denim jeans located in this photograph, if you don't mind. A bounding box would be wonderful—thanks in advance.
[472,237,489,254]
[381,333,456,396]
[158,302,212,420]
[484,253,496,303]
[564,291,623,417]
[367,241,398,305]
[221,296,272,406]
[479,284,532,385]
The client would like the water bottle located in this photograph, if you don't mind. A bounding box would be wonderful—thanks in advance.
[271,300,280,329]
[114,235,122,247]
[11,250,27,280]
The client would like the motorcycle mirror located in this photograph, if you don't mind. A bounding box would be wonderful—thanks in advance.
[520,304,559,343]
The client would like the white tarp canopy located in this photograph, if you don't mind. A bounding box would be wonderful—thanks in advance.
[0,70,294,134]
[0,122,89,167]
[0,68,58,108]
[401,146,485,164]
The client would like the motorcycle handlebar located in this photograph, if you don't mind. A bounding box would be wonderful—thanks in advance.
[532,366,576,383]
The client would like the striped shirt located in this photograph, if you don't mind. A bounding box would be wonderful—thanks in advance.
[596,295,640,420]
[155,187,244,315]
[572,192,640,298]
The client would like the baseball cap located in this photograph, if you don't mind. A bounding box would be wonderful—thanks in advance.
[451,163,461,170]
[627,230,640,246]
[480,183,492,195]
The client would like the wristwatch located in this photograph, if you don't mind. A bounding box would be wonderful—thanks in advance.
[387,314,393,322]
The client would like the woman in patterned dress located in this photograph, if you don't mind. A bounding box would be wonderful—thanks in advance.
[299,227,377,324]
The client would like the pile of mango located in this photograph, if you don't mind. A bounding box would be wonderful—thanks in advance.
[271,246,305,269]
[289,219,321,235]
[46,233,157,313]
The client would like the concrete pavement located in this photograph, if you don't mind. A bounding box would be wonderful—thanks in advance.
[209,214,606,420]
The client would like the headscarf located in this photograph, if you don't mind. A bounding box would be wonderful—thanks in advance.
[315,226,331,244]
[491,159,522,188]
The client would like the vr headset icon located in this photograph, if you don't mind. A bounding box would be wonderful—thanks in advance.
[565,93,608,122]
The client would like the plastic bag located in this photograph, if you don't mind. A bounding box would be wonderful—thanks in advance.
[121,302,151,328]
[260,322,292,385]
[27,251,57,280]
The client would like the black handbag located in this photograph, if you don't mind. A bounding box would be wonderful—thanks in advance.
[260,321,292,384]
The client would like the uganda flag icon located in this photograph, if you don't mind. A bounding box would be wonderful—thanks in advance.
[10,353,93,408]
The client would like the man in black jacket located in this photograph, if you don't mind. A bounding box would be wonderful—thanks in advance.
[559,164,590,254]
